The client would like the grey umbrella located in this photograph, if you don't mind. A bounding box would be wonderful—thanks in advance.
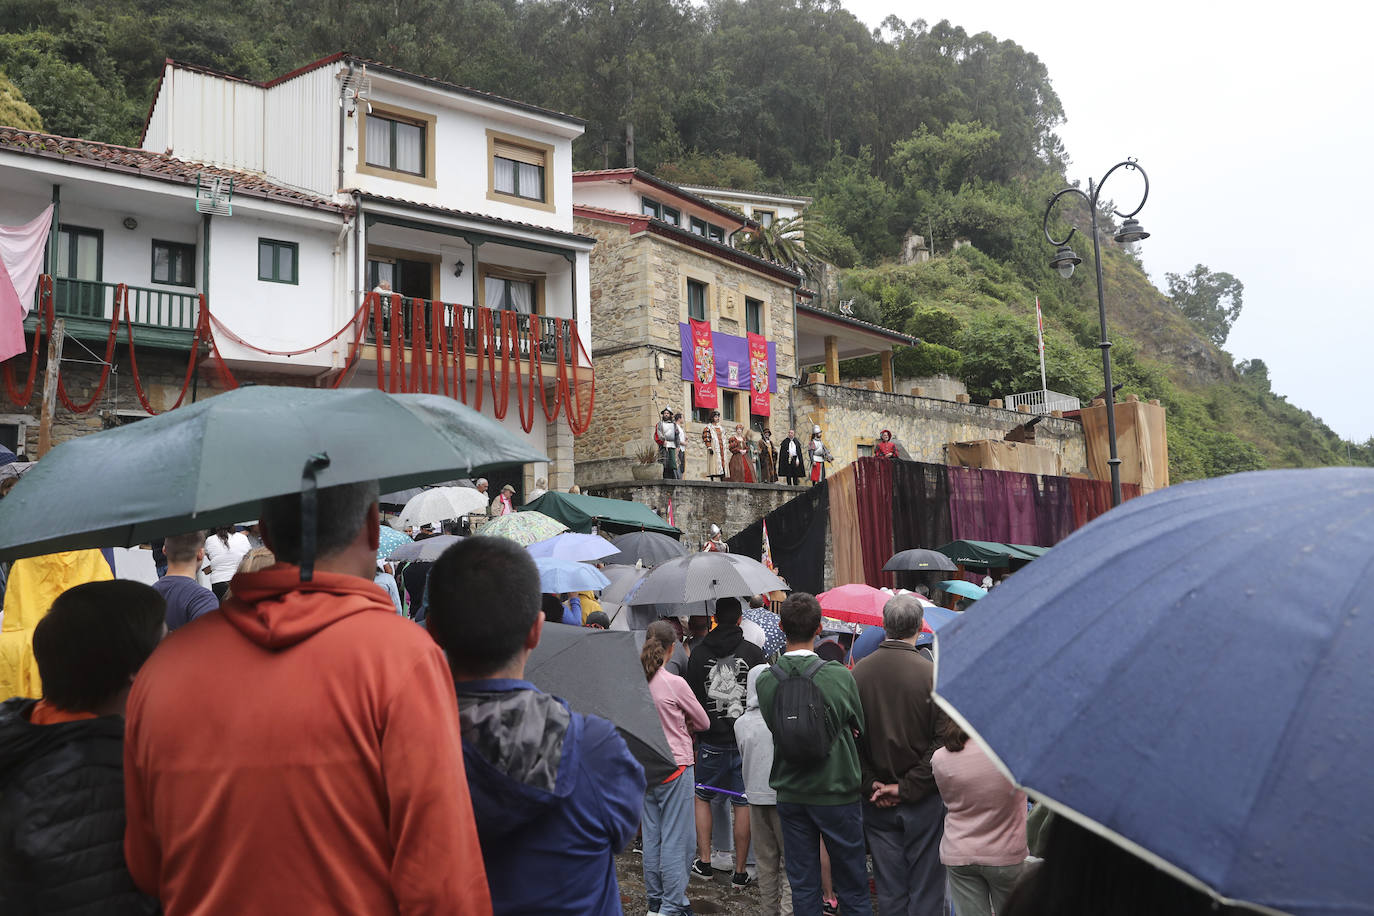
[604,531,689,567]
[387,534,464,562]
[525,624,676,783]
[626,552,789,606]
[883,548,958,572]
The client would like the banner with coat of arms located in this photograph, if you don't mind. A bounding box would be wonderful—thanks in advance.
[690,318,717,409]
[747,332,770,416]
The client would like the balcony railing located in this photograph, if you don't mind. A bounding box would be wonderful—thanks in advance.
[366,296,574,364]
[1005,388,1082,415]
[47,277,199,331]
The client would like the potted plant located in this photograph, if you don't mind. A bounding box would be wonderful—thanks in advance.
[631,443,661,480]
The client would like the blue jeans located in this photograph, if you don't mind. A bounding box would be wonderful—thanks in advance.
[643,766,695,916]
[865,794,946,916]
[778,801,868,915]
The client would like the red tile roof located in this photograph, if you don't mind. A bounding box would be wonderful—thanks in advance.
[358,192,596,245]
[0,128,346,212]
[573,169,750,226]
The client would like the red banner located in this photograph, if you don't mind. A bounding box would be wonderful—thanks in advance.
[748,331,769,416]
[691,318,717,409]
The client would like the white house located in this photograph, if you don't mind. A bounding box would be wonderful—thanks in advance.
[675,184,811,233]
[0,54,598,493]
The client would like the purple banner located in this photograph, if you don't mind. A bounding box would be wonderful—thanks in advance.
[679,323,776,392]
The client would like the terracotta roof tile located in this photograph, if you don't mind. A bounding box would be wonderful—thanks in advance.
[355,191,596,245]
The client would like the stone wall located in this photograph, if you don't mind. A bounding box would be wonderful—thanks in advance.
[573,216,798,482]
[587,478,806,549]
[791,382,1090,474]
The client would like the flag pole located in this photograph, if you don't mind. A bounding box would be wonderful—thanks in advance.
[1035,296,1048,395]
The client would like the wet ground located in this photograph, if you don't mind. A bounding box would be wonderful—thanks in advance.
[615,852,761,915]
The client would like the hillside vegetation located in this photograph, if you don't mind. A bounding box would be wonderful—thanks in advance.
[1,0,1369,478]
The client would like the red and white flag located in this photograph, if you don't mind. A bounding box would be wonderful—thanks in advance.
[1035,297,1045,354]
[667,497,674,528]
[761,518,775,572]
[0,205,54,363]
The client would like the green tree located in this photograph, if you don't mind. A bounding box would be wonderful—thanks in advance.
[0,70,42,129]
[1167,264,1244,347]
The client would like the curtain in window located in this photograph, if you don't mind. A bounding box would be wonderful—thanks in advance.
[484,278,506,310]
[517,162,542,199]
[494,158,517,194]
[365,117,390,167]
[395,122,423,173]
[508,281,534,314]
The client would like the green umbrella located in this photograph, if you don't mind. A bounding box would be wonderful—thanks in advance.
[0,387,547,563]
[480,511,568,547]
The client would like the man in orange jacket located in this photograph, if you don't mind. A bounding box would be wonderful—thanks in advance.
[123,480,491,915]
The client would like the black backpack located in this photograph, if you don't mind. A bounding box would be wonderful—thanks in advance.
[769,658,837,765]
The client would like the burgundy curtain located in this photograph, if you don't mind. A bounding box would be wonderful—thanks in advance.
[1000,471,1039,545]
[853,457,895,588]
[1034,475,1075,545]
[1069,477,1113,528]
[947,466,990,541]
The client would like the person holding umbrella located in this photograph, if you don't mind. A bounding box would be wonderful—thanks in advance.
[641,620,710,916]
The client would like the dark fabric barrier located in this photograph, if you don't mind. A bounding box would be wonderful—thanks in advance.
[1034,474,1076,546]
[889,461,952,591]
[728,483,830,596]
[853,458,895,588]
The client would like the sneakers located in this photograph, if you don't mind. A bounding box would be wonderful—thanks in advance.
[730,871,754,891]
[689,859,713,881]
[822,899,840,915]
[645,896,661,916]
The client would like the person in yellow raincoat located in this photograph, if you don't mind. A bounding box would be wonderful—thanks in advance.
[0,550,113,699]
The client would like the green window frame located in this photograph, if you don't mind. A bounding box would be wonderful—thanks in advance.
[365,113,427,176]
[687,280,706,321]
[493,156,544,201]
[745,297,763,335]
[662,206,681,226]
[152,240,196,287]
[641,197,662,219]
[258,238,299,285]
[55,225,103,281]
[707,224,725,242]
[690,216,707,236]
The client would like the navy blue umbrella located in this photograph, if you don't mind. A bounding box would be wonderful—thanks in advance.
[934,468,1374,916]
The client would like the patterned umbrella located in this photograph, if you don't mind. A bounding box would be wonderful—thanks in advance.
[480,511,568,547]
[377,525,410,564]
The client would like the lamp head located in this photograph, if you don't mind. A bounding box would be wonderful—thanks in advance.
[1113,218,1150,244]
[1050,245,1082,279]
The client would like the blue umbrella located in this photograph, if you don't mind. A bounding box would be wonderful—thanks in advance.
[938,579,987,600]
[535,557,611,594]
[934,468,1374,916]
[526,532,618,562]
[377,525,410,564]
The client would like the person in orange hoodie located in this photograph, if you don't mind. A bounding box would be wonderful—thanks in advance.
[122,480,491,915]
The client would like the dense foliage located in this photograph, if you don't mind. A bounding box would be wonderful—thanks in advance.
[1,0,1368,476]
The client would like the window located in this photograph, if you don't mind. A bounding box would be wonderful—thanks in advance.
[152,240,195,287]
[484,276,536,314]
[56,226,102,281]
[722,390,739,422]
[662,206,681,227]
[693,406,714,424]
[708,225,725,242]
[687,280,706,321]
[857,442,875,458]
[366,113,426,176]
[258,239,298,284]
[642,197,662,219]
[745,297,763,335]
[489,131,553,210]
[754,209,775,227]
[690,216,707,236]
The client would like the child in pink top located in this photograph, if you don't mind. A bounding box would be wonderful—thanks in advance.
[642,622,709,916]
[932,723,1028,916]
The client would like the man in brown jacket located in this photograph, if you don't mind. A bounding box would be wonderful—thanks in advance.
[851,594,945,916]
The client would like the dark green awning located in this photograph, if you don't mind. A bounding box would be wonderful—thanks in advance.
[936,540,1049,568]
[521,491,680,537]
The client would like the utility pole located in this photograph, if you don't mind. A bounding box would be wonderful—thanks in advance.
[625,122,635,169]
[37,318,65,457]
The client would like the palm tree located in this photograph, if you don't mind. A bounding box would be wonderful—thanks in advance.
[736,215,825,282]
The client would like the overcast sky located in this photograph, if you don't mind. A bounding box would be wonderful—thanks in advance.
[839,0,1374,442]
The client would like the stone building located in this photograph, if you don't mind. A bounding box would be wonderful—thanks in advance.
[571,170,806,485]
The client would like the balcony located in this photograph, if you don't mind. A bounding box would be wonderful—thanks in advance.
[26,277,198,349]
[366,295,575,365]
[1004,389,1082,415]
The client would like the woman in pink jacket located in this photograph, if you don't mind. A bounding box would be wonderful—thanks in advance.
[932,721,1029,916]
[641,621,710,916]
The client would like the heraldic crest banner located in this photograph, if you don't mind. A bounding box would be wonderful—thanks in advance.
[690,318,717,409]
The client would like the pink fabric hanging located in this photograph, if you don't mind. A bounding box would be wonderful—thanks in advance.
[0,205,54,363]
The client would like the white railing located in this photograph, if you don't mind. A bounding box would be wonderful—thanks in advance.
[1005,389,1081,415]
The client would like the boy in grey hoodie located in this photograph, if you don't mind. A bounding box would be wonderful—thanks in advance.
[734,665,794,915]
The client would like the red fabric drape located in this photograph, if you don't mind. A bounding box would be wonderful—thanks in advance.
[1001,471,1039,546]
[1069,477,1113,528]
[853,457,895,588]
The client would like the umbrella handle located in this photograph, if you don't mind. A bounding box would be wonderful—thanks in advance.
[299,452,332,582]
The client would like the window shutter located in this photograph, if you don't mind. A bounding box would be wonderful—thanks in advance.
[493,140,545,167]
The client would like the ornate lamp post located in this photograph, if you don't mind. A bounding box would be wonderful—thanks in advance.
[1043,159,1151,507]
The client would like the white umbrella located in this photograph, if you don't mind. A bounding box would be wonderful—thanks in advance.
[396,486,488,529]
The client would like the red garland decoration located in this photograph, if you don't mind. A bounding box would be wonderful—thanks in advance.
[55,283,124,413]
[389,294,405,393]
[2,276,51,407]
[326,296,370,390]
[514,313,535,433]
[565,321,595,436]
[369,292,386,392]
[409,298,425,393]
[529,317,562,424]
[209,299,370,357]
[126,292,207,415]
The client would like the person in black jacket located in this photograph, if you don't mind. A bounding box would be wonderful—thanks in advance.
[684,596,766,888]
[0,579,166,914]
[776,429,806,486]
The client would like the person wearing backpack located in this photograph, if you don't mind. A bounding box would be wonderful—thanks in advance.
[851,594,946,916]
[684,596,765,888]
[755,592,868,916]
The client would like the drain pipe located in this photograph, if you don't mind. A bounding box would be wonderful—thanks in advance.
[337,61,354,192]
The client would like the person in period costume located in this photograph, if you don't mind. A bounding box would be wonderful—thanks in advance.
[727,425,757,484]
[674,413,688,477]
[654,408,683,479]
[777,429,806,486]
[703,524,730,553]
[808,425,833,486]
[875,429,899,460]
[757,428,778,484]
[702,411,727,481]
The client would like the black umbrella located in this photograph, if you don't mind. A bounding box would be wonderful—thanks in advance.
[525,624,675,783]
[883,548,958,572]
[605,531,689,567]
[387,534,464,562]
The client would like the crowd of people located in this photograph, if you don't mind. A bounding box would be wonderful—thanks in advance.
[0,479,1252,915]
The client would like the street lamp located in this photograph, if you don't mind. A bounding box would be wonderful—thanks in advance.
[1042,158,1150,508]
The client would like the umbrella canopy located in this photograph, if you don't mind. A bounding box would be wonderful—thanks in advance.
[526,532,618,562]
[883,547,958,572]
[626,552,788,606]
[480,511,568,547]
[604,531,689,567]
[377,525,411,564]
[534,557,611,594]
[396,486,488,529]
[0,444,17,467]
[938,580,987,600]
[921,605,958,631]
[934,468,1374,916]
[522,490,679,536]
[816,583,891,626]
[596,565,657,630]
[934,539,1028,568]
[387,534,463,563]
[525,624,676,783]
[378,486,425,507]
[0,387,546,563]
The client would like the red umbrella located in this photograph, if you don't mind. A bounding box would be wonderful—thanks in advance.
[817,583,890,626]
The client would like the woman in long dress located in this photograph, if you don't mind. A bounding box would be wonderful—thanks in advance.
[758,428,778,483]
[727,424,756,483]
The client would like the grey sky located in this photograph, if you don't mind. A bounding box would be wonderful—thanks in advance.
[840,0,1373,442]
